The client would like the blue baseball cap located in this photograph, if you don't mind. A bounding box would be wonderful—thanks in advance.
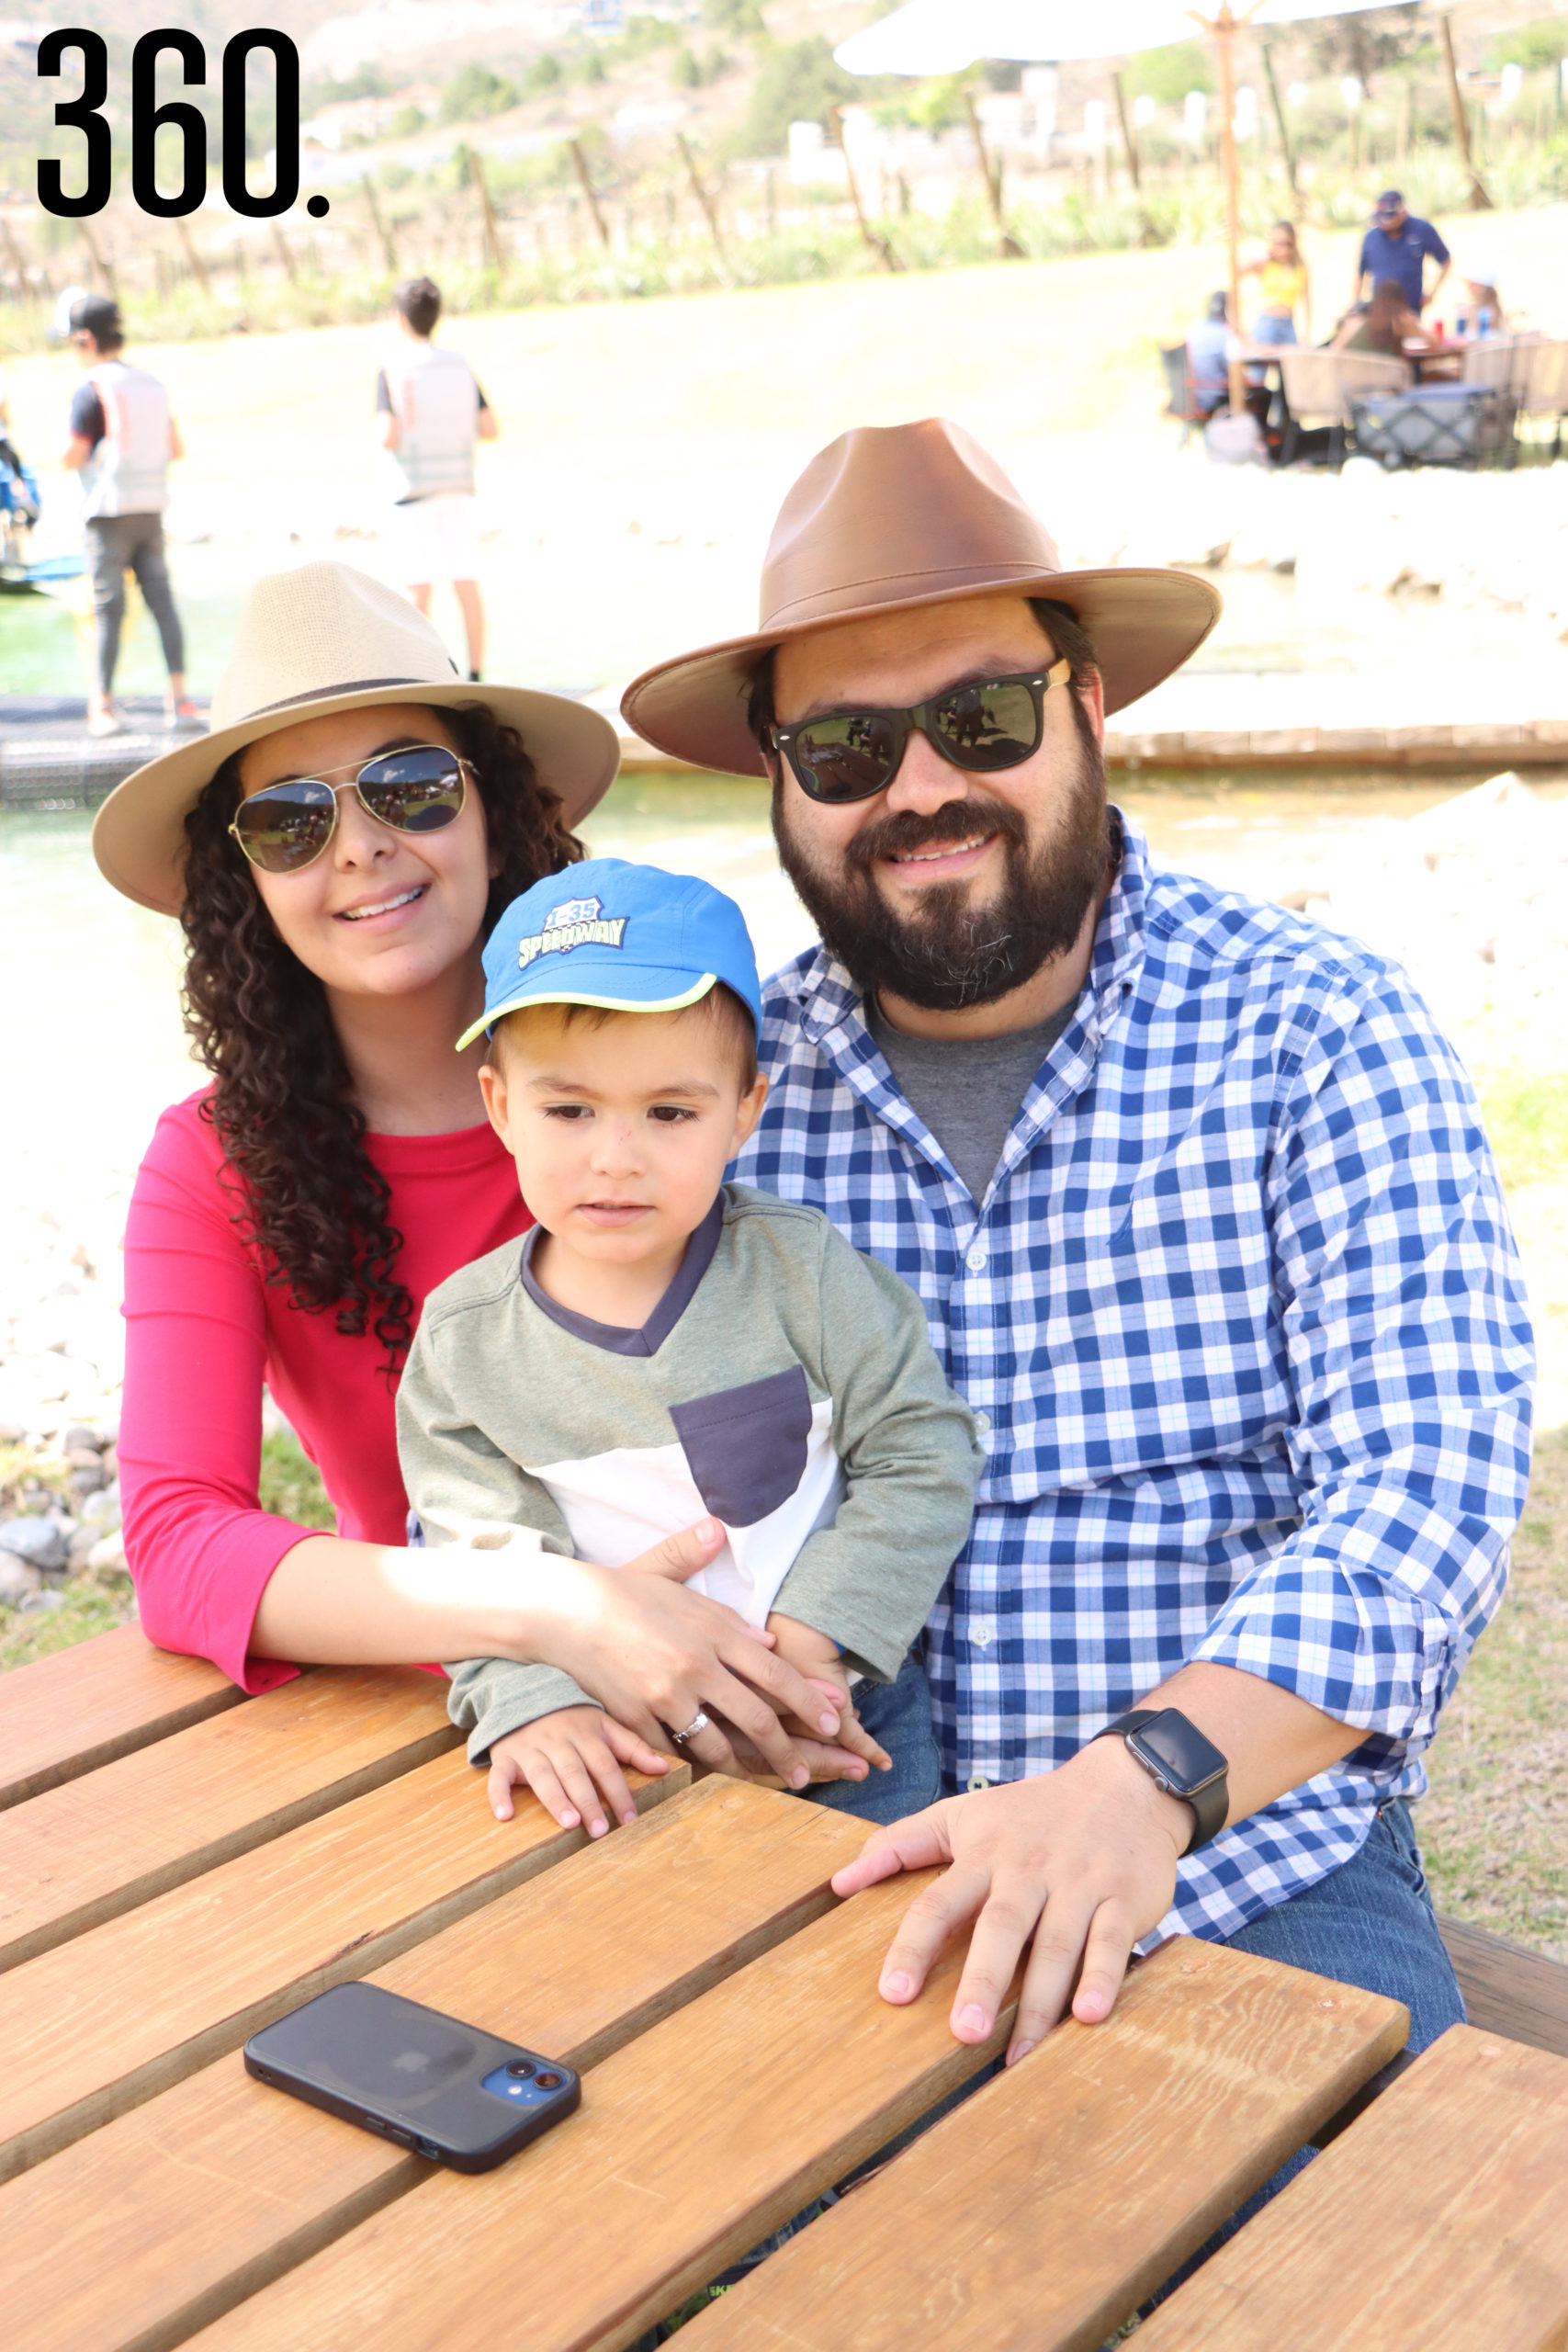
[458,856,763,1051]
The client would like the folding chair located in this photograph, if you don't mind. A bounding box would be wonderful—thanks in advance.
[1511,338,1568,462]
[1158,341,1227,446]
[1275,348,1410,468]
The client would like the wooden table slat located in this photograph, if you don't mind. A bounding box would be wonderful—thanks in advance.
[0,1666,458,1971]
[1134,2023,1568,2351]
[0,1623,243,1809]
[677,1938,1408,2352]
[1,1779,869,2352]
[0,1745,687,2183]
[183,1872,1024,2352]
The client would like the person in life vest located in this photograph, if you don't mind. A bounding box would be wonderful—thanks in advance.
[62,296,197,741]
[377,277,498,682]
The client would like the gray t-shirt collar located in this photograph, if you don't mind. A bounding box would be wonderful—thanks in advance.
[519,1193,725,1357]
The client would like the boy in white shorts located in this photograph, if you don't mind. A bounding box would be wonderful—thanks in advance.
[378,276,496,679]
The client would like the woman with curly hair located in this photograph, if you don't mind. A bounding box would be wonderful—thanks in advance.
[93,562,840,1787]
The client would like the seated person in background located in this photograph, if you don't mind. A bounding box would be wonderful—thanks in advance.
[1332,277,1432,358]
[397,858,982,1838]
[1241,220,1310,348]
[1457,266,1506,339]
[1185,290,1236,415]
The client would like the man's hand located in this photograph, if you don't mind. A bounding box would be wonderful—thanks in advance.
[485,1705,671,1834]
[536,1520,853,1791]
[829,1734,1190,2065]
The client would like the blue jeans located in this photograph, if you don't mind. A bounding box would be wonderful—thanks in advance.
[801,1651,942,1826]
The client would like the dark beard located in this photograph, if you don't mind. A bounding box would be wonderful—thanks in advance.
[773,736,1111,1015]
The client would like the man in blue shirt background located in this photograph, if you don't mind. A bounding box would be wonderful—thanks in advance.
[1354,188,1450,315]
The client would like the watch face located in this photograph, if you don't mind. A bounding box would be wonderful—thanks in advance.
[1129,1710,1227,1798]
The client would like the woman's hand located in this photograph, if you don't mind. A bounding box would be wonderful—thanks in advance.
[526,1519,855,1790]
[485,1706,671,1835]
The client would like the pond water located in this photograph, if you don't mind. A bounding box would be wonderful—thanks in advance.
[0,765,1489,1240]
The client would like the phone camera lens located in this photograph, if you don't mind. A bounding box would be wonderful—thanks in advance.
[534,2071,563,2090]
[505,2060,536,2080]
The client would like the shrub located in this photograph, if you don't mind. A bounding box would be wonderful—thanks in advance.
[1488,18,1568,72]
[739,36,858,155]
[440,62,518,122]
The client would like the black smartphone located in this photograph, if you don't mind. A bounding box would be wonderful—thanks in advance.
[244,1981,581,2173]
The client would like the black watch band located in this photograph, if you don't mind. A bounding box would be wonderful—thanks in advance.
[1091,1707,1229,1857]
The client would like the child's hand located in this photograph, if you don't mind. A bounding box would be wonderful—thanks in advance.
[765,1612,892,1779]
[486,1707,671,1836]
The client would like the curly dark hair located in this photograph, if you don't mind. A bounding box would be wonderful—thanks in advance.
[180,702,583,1371]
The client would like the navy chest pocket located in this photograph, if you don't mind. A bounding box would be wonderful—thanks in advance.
[668,1365,814,1529]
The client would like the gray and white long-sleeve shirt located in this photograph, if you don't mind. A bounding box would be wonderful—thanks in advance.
[396,1183,982,1761]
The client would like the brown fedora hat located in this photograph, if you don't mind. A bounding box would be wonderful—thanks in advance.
[92,561,620,915]
[623,419,1222,777]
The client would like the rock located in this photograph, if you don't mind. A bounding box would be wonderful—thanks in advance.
[0,1419,24,1446]
[62,1426,100,1456]
[68,1464,106,1499]
[17,1588,67,1615]
[0,1515,70,1573]
[88,1530,128,1577]
[100,1445,118,1478]
[68,1525,101,1569]
[80,1487,118,1529]
[0,1554,41,1607]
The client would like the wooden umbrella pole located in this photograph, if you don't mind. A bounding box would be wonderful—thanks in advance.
[1214,10,1246,413]
[1438,14,1494,210]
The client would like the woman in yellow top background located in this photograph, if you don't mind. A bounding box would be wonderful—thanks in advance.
[1242,220,1311,350]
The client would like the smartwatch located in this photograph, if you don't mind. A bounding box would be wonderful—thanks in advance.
[1091,1708,1229,1856]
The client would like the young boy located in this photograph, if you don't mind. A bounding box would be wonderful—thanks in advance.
[396,858,981,1834]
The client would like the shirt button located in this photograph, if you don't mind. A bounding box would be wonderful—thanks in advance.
[969,1618,995,1649]
[965,1243,987,1273]
[966,1774,990,1792]
[974,1410,992,1434]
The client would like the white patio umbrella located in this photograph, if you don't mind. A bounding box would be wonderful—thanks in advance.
[837,0,1406,407]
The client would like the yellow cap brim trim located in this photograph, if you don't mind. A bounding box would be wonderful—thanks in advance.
[457,972,717,1054]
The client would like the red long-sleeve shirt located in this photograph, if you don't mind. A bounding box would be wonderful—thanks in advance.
[119,1092,530,1692]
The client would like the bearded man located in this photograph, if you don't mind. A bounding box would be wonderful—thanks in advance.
[623,421,1531,2105]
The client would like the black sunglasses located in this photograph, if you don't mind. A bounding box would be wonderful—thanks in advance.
[768,660,1072,805]
[230,743,473,875]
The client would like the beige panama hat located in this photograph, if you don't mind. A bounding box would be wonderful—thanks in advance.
[92,561,620,915]
[622,419,1223,777]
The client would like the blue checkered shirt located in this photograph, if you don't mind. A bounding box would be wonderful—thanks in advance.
[737,815,1533,1944]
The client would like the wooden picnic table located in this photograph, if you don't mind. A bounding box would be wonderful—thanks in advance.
[5,1626,1568,2351]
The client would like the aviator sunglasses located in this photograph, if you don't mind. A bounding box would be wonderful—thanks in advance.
[229,743,474,875]
[768,658,1072,806]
